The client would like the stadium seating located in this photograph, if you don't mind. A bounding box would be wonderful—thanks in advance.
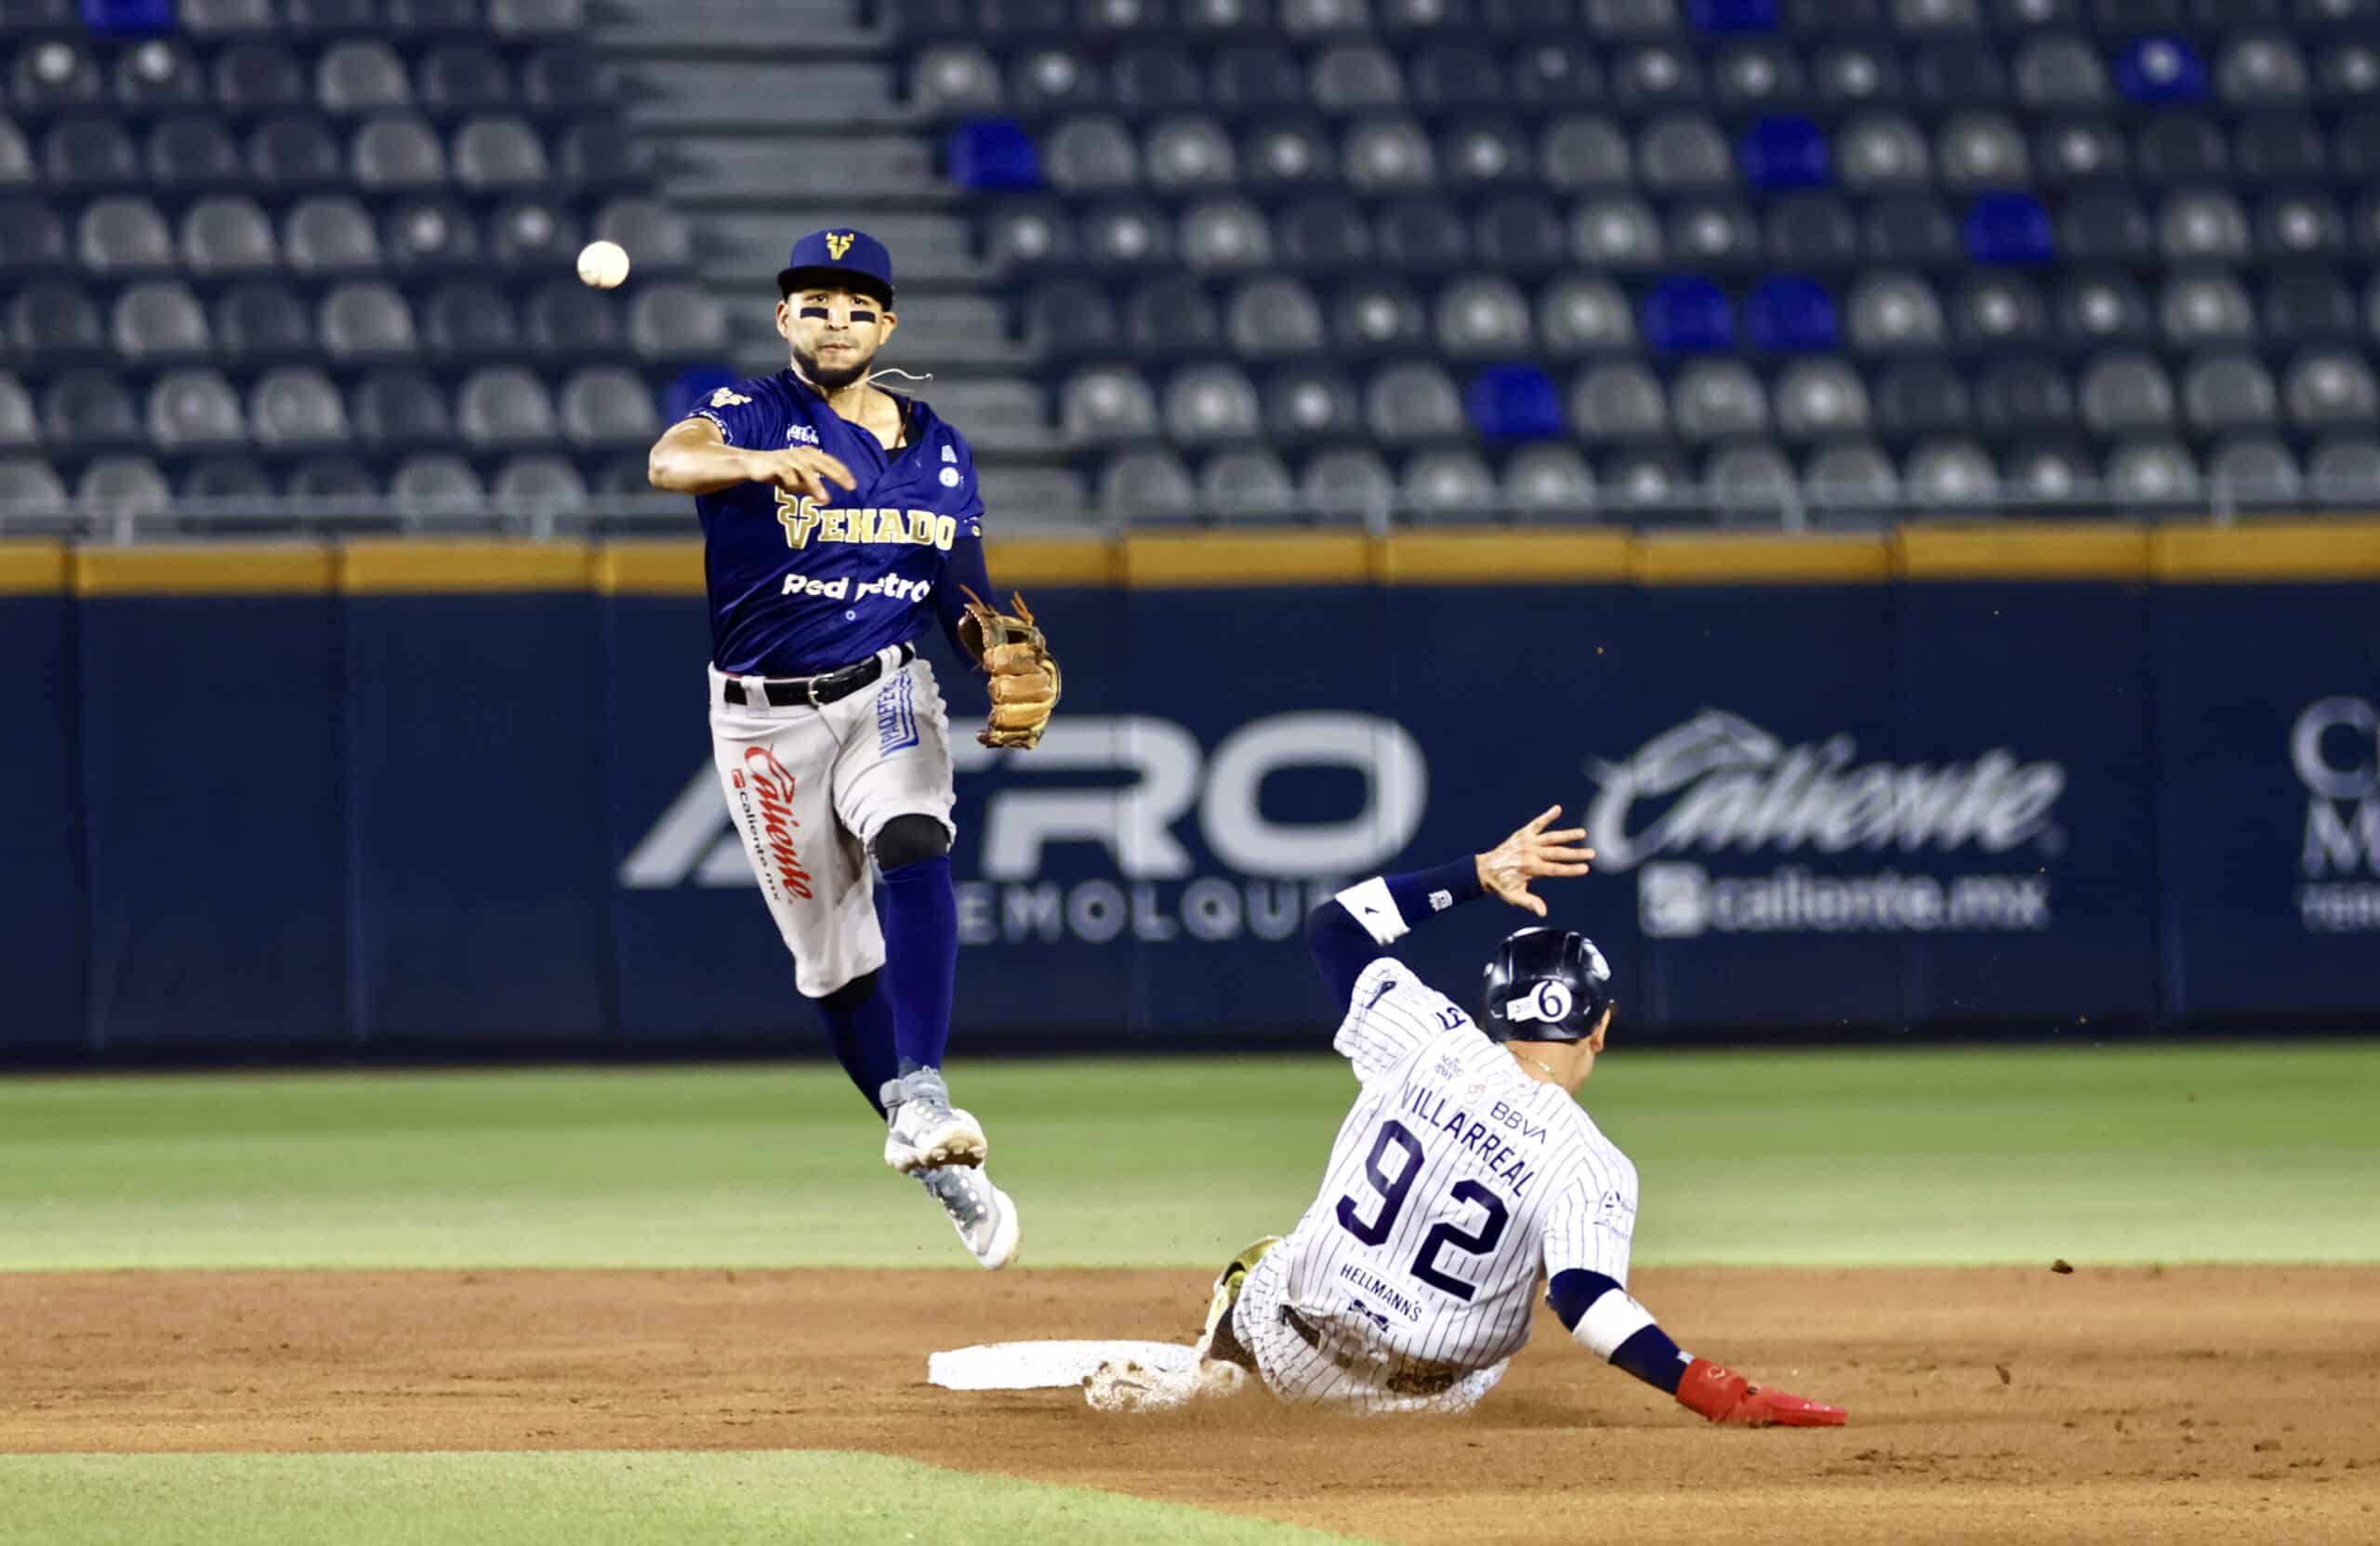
[0,0,685,521]
[904,0,2380,521]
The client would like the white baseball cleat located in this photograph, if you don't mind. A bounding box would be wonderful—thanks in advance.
[880,1067,987,1175]
[1083,1356,1247,1414]
[919,1164,1020,1270]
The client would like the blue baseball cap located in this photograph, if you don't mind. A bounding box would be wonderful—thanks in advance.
[777,229,895,307]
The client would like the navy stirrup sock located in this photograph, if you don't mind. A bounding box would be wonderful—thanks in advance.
[879,852,959,1077]
[816,973,901,1115]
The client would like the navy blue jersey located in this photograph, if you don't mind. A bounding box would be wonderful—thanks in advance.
[687,371,993,677]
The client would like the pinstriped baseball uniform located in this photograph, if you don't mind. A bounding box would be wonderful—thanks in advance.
[1230,956,1640,1414]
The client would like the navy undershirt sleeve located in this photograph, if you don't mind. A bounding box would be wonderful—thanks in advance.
[1548,1268,1688,1395]
[1304,853,1487,1004]
[934,528,993,660]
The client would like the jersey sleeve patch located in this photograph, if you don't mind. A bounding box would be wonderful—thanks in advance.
[1332,958,1475,1084]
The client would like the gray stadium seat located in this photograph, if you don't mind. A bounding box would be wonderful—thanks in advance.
[247,116,344,187]
[1501,443,1594,519]
[0,374,35,450]
[250,365,349,448]
[181,196,278,275]
[1774,359,1871,440]
[285,195,381,273]
[2058,191,2151,261]
[558,121,654,188]
[78,196,174,275]
[353,368,453,447]
[2219,35,2310,104]
[146,368,247,449]
[2034,121,2127,185]
[1673,361,1769,442]
[183,0,277,33]
[2309,436,2380,504]
[2015,36,2108,107]
[2079,352,2177,434]
[489,0,586,34]
[1279,0,1372,36]
[2237,117,2327,182]
[1275,197,1367,268]
[1815,41,1903,106]
[1896,0,1978,27]
[0,122,30,191]
[1365,362,1463,439]
[2160,273,2255,348]
[2260,193,2347,261]
[458,366,560,448]
[1100,448,1196,520]
[985,202,1073,269]
[2108,440,2200,505]
[1013,47,1101,115]
[2060,271,2154,346]
[2285,349,2380,428]
[2264,271,2358,346]
[2207,437,2303,506]
[2159,190,2251,263]
[1126,275,1220,355]
[2002,442,2093,503]
[10,281,101,360]
[0,458,69,517]
[1024,283,1117,358]
[321,282,418,360]
[1612,44,1701,111]
[629,285,727,359]
[1838,114,1932,190]
[1329,279,1428,351]
[1146,115,1237,193]
[426,43,522,115]
[1513,39,1601,107]
[1804,443,1901,509]
[352,116,451,191]
[1198,447,1296,518]
[1570,197,1664,270]
[1180,198,1273,271]
[76,456,172,519]
[973,465,1090,525]
[147,116,242,187]
[112,282,211,361]
[1435,276,1532,357]
[287,0,382,30]
[1119,48,1205,112]
[1638,114,1733,192]
[1875,363,1972,438]
[1904,438,1999,507]
[489,199,580,270]
[178,456,274,511]
[1243,120,1336,191]
[1063,366,1159,443]
[15,39,102,112]
[1714,43,1804,108]
[1443,123,1533,190]
[391,455,487,520]
[1667,201,1760,266]
[284,459,379,507]
[425,281,519,358]
[1298,446,1395,523]
[526,281,624,356]
[1263,366,1363,441]
[1537,275,1635,356]
[215,42,307,111]
[1226,276,1325,358]
[1540,116,1631,193]
[1598,450,1691,518]
[1589,0,1679,33]
[1706,444,1799,521]
[453,116,548,191]
[491,456,587,516]
[215,283,313,359]
[1047,116,1140,192]
[1938,112,2030,190]
[1864,197,1961,264]
[1312,41,1402,111]
[912,43,1003,115]
[1342,117,1434,192]
[1977,360,2075,437]
[1953,275,2050,349]
[1767,197,1860,267]
[2135,118,2228,182]
[1568,362,1668,440]
[1083,203,1174,269]
[595,199,693,273]
[1163,364,1263,444]
[320,40,412,113]
[1400,449,1498,522]
[1846,271,1946,352]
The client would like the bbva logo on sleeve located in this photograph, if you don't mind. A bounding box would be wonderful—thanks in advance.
[619,712,1428,945]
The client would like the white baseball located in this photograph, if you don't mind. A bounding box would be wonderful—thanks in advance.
[576,240,630,290]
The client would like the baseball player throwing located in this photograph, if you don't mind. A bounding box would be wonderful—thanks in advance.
[646,229,1058,1269]
[1089,807,1847,1424]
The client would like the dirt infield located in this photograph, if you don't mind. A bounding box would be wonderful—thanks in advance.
[6,1267,2376,1544]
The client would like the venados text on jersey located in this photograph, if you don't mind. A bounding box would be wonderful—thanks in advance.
[774,492,959,552]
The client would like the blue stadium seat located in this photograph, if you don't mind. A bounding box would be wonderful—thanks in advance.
[81,0,173,35]
[1466,363,1564,441]
[1964,192,2056,265]
[1739,114,1831,190]
[949,117,1043,189]
[1643,275,1735,353]
[2115,38,2209,104]
[1745,274,1839,351]
[1690,0,1778,30]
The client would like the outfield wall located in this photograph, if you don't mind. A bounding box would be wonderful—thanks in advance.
[3,523,2376,1059]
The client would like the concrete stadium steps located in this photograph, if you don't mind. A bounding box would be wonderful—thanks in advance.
[627,62,913,130]
[588,0,885,57]
[656,135,948,208]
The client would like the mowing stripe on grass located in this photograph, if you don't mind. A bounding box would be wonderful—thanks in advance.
[0,1451,1375,1546]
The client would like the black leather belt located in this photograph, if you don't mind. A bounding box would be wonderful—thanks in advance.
[1280,1306,1467,1399]
[721,642,914,708]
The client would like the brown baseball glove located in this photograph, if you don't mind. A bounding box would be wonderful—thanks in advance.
[957,587,1061,749]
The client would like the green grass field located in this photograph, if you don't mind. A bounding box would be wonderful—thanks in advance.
[2,1043,2373,1271]
[5,1041,2375,1546]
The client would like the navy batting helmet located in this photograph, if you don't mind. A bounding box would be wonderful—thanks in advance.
[1480,928,1614,1044]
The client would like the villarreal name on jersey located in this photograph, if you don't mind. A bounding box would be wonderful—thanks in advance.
[775,493,961,553]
